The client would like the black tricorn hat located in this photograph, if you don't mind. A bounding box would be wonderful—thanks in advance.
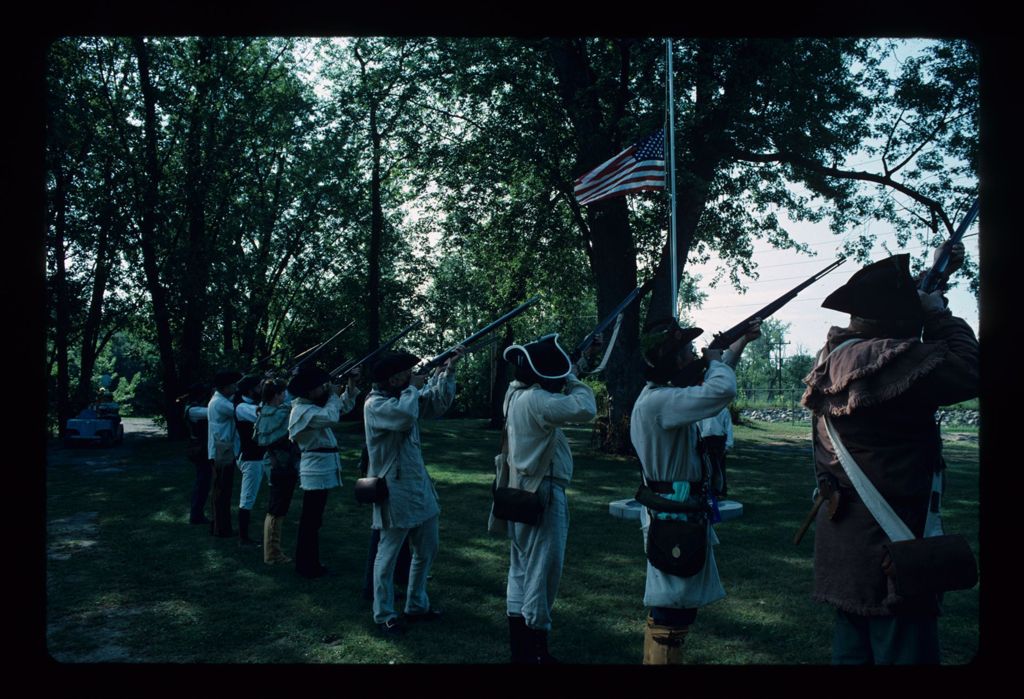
[503,333,573,380]
[371,351,421,383]
[287,366,333,397]
[237,374,261,395]
[186,382,210,403]
[640,318,703,367]
[821,254,923,322]
[213,370,243,390]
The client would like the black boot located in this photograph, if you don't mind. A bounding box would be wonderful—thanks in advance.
[525,626,559,664]
[508,615,529,664]
[238,508,261,547]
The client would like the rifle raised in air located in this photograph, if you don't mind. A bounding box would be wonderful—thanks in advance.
[416,296,541,375]
[706,257,846,351]
[288,320,355,374]
[919,198,979,294]
[330,320,424,381]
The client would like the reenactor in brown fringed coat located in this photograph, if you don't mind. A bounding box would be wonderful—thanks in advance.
[801,249,978,665]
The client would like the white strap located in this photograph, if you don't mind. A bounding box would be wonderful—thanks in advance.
[584,312,624,375]
[816,337,943,542]
[822,416,915,542]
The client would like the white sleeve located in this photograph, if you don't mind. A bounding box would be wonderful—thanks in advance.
[658,362,737,431]
[301,394,344,429]
[538,377,597,426]
[368,387,420,431]
[418,372,456,420]
[235,402,259,423]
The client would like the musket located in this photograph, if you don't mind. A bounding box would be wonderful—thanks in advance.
[289,320,355,373]
[330,320,424,380]
[793,492,825,545]
[571,285,644,367]
[463,334,502,356]
[706,257,847,351]
[919,198,979,293]
[417,295,541,375]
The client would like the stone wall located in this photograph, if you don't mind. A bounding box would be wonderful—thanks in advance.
[739,408,979,427]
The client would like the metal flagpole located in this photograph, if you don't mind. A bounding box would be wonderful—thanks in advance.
[666,38,678,320]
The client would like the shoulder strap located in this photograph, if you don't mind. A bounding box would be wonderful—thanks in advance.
[817,338,944,541]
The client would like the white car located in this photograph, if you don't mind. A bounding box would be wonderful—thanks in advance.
[64,403,124,447]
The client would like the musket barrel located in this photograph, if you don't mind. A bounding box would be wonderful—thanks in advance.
[420,296,540,372]
[707,256,846,350]
[332,319,423,379]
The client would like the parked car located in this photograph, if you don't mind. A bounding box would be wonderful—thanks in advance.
[64,402,124,447]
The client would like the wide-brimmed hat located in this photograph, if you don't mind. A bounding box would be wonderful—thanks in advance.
[640,318,703,368]
[371,351,421,383]
[503,334,573,380]
[287,366,333,397]
[213,370,243,390]
[821,254,923,322]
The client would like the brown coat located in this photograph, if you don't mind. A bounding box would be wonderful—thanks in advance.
[800,308,978,616]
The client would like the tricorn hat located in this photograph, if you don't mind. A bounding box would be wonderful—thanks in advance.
[640,318,703,368]
[186,381,210,403]
[503,333,573,380]
[371,351,421,383]
[213,370,243,390]
[821,254,923,322]
[287,366,333,397]
[237,374,261,395]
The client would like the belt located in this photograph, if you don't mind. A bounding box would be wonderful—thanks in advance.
[302,447,339,454]
[542,476,570,489]
[646,480,676,494]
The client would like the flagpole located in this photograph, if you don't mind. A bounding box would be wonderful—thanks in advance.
[666,38,678,321]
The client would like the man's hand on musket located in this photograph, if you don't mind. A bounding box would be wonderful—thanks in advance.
[346,365,362,393]
[574,332,604,375]
[934,240,966,275]
[718,318,761,368]
[917,289,946,314]
[441,346,466,375]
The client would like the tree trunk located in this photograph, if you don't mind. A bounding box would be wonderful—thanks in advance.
[546,39,644,451]
[487,323,515,429]
[74,157,115,410]
[367,103,384,350]
[51,157,72,435]
[180,38,215,391]
[133,37,184,439]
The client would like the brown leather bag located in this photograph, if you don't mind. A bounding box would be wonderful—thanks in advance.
[883,534,978,596]
[354,476,389,505]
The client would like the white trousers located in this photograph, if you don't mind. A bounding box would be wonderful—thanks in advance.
[506,483,568,631]
[372,515,439,624]
[237,458,268,510]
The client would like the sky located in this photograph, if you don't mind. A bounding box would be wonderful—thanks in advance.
[684,214,981,357]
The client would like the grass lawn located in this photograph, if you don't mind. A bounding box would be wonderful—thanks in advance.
[45,417,979,665]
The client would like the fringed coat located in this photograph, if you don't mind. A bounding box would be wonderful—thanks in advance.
[801,307,979,616]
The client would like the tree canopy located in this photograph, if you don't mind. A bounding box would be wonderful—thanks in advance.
[45,37,979,440]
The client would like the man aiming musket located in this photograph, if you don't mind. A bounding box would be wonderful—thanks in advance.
[363,297,540,636]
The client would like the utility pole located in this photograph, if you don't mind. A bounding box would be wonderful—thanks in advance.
[771,340,789,401]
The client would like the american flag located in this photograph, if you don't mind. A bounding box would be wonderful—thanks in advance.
[573,129,666,207]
